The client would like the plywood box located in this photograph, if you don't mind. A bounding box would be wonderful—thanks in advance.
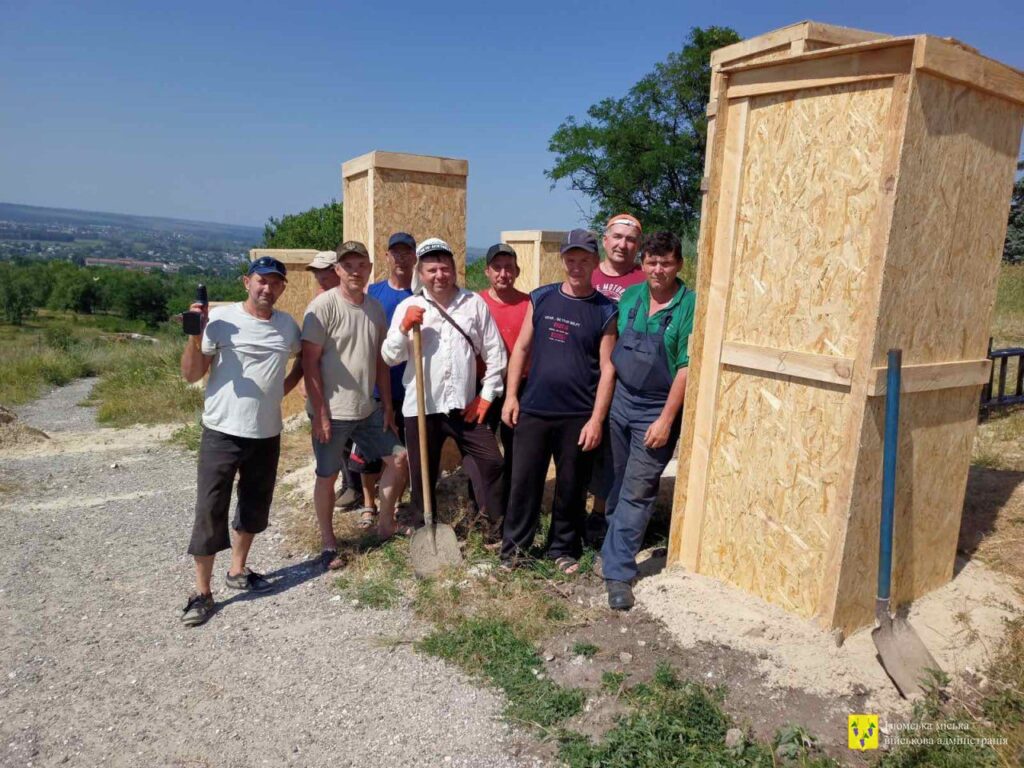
[249,248,319,419]
[342,151,468,284]
[668,30,1024,634]
[499,230,567,293]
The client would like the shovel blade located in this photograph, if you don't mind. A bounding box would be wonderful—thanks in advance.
[410,523,462,579]
[872,617,942,698]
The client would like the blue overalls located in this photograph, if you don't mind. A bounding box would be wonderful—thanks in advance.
[600,294,684,583]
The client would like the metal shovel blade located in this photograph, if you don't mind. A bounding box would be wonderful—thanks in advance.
[410,522,461,578]
[872,613,942,698]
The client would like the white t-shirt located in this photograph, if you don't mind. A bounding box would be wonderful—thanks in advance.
[201,302,301,439]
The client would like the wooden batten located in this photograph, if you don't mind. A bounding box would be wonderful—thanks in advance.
[668,24,1024,634]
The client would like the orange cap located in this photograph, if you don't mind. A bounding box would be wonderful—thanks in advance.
[605,213,642,233]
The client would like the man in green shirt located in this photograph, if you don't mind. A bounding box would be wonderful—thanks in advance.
[601,231,695,610]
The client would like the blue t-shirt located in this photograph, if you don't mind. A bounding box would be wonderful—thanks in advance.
[368,279,413,402]
[520,284,617,417]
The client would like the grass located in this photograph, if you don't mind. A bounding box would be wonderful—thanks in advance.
[572,641,599,658]
[0,312,203,429]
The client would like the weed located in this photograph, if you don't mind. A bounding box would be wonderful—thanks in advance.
[572,642,599,658]
[419,617,585,728]
[601,671,626,694]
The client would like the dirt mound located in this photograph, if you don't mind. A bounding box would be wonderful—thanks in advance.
[0,406,49,449]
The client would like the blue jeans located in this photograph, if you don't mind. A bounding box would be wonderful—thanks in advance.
[600,392,679,583]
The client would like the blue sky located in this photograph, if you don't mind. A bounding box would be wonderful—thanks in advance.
[1,0,1021,245]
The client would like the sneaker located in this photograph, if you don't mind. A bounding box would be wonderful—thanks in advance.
[335,486,360,509]
[225,568,273,593]
[181,592,214,626]
[606,580,635,611]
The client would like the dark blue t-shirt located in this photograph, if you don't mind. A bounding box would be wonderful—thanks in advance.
[368,279,413,403]
[520,284,617,417]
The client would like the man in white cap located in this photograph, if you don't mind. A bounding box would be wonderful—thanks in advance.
[306,250,341,295]
[382,237,507,532]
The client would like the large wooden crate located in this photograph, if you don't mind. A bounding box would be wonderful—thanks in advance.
[499,230,567,293]
[668,30,1024,634]
[249,248,319,419]
[342,151,468,284]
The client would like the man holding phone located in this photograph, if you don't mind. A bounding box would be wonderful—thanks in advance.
[178,256,303,627]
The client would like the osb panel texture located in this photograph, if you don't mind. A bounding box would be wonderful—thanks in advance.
[538,239,565,288]
[507,240,540,292]
[343,172,371,255]
[725,81,892,358]
[711,45,792,94]
[700,369,851,618]
[276,269,318,419]
[831,387,981,632]
[872,73,1024,367]
[373,168,467,284]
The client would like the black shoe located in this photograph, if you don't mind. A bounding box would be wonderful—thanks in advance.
[181,592,214,626]
[225,568,273,592]
[606,580,635,611]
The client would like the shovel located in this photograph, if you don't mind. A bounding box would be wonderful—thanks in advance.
[872,349,942,698]
[408,324,462,578]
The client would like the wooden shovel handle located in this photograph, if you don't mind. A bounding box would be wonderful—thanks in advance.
[412,325,432,528]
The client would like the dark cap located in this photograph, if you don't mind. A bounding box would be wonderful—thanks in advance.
[485,243,517,265]
[560,229,599,255]
[388,232,416,250]
[248,256,287,278]
[336,240,370,259]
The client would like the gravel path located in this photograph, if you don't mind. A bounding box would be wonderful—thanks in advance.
[1,382,542,768]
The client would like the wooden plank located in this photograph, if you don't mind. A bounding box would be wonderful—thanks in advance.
[721,36,918,75]
[710,22,812,68]
[867,359,992,396]
[342,150,469,178]
[914,36,1024,107]
[721,341,854,386]
[676,97,750,571]
[726,43,912,97]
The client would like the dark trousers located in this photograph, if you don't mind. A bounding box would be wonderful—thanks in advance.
[600,394,680,582]
[404,412,505,524]
[465,393,515,519]
[501,412,594,562]
[188,427,280,557]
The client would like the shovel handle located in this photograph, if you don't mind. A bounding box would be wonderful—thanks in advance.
[877,349,901,606]
[412,325,433,528]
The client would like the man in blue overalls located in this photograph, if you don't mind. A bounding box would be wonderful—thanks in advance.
[601,231,696,610]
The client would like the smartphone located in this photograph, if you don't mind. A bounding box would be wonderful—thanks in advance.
[182,284,208,336]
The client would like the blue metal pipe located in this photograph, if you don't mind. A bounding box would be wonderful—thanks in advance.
[877,349,902,603]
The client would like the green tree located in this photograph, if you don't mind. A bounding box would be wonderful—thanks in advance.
[48,264,101,314]
[0,263,35,324]
[263,200,344,249]
[547,26,740,236]
[1004,161,1023,263]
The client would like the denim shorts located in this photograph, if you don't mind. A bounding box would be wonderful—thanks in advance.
[311,406,404,478]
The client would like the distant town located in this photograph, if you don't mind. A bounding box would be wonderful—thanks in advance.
[0,202,263,276]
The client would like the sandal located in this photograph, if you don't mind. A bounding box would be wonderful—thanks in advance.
[355,507,377,529]
[554,556,580,576]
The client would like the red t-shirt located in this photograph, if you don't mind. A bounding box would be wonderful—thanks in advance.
[591,264,645,302]
[478,289,530,353]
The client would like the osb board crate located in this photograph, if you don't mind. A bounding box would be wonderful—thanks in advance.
[342,151,468,284]
[668,31,1024,634]
[500,230,567,293]
[249,248,318,419]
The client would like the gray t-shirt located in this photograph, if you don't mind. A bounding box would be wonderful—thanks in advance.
[301,290,387,420]
[201,302,301,439]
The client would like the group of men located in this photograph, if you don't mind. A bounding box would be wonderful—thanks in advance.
[179,214,695,627]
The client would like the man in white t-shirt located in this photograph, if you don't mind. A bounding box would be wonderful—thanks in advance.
[179,256,303,627]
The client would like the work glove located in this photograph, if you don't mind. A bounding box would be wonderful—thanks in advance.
[463,396,492,424]
[400,306,426,333]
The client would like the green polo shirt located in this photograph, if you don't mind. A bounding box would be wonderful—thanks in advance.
[617,279,696,374]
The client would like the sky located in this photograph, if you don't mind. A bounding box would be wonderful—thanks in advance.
[1,0,1021,246]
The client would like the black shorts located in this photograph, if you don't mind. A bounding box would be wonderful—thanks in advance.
[187,427,281,557]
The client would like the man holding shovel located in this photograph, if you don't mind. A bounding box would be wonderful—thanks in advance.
[381,238,507,534]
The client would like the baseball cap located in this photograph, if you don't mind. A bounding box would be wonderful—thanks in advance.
[306,251,338,271]
[416,237,455,260]
[388,232,416,250]
[248,256,287,278]
[560,229,599,255]
[605,213,643,233]
[336,240,369,259]
[485,243,517,265]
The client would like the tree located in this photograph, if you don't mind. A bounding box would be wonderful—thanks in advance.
[263,200,344,250]
[1004,161,1023,263]
[0,263,36,325]
[547,26,740,237]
